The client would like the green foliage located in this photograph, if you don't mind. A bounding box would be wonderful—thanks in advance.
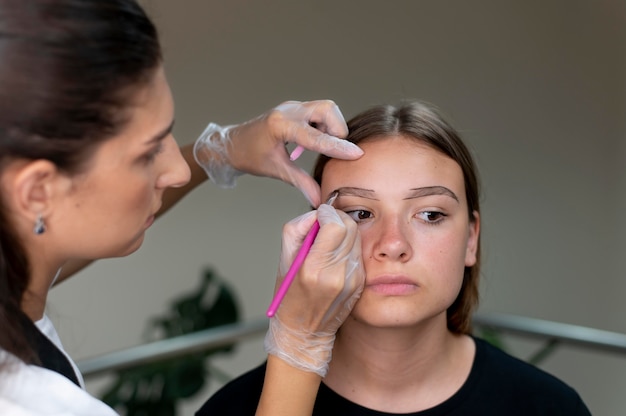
[475,324,558,366]
[100,268,240,415]
[476,326,508,352]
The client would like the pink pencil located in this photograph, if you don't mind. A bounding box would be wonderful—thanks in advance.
[289,145,305,161]
[266,191,339,317]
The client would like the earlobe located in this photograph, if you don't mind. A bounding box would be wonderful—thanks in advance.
[465,211,480,267]
[10,159,60,223]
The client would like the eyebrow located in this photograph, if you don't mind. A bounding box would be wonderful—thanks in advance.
[146,119,175,145]
[334,187,379,200]
[333,186,459,202]
[407,186,459,202]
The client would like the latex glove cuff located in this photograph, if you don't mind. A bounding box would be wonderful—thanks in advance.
[264,315,334,378]
[193,122,244,188]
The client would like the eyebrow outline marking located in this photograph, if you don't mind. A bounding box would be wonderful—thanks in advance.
[407,186,459,203]
[329,186,459,203]
[333,186,379,201]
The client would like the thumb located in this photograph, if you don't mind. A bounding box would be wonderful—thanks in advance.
[296,127,363,160]
[316,204,344,227]
[281,164,322,207]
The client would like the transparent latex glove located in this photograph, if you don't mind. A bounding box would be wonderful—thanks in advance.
[264,204,365,377]
[193,100,363,206]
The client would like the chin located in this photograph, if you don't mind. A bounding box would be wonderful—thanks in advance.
[110,234,146,258]
[351,306,419,328]
[350,296,445,329]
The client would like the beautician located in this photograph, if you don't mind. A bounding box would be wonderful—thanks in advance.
[0,1,365,414]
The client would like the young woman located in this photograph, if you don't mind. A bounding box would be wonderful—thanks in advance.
[0,1,364,414]
[199,101,592,415]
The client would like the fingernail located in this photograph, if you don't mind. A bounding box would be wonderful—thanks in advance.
[339,140,364,156]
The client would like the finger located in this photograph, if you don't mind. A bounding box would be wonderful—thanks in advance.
[279,210,318,276]
[305,101,349,139]
[285,167,322,207]
[317,204,344,226]
[283,209,318,238]
[311,205,349,254]
[292,124,363,159]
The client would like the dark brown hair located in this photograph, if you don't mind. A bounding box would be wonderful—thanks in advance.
[313,101,481,334]
[0,0,161,363]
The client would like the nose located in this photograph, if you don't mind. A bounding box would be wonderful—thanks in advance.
[372,216,413,262]
[156,136,191,189]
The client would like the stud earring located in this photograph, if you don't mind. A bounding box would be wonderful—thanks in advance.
[33,215,46,235]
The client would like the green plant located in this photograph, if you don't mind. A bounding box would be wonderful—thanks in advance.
[476,325,508,352]
[101,268,240,416]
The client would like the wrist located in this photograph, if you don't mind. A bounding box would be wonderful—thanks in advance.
[263,316,334,377]
[257,355,321,416]
[193,122,243,188]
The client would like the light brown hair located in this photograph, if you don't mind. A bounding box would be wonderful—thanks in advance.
[313,101,481,334]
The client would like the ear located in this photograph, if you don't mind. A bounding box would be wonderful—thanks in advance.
[464,211,480,267]
[9,159,62,223]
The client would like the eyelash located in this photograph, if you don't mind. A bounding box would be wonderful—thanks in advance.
[344,209,447,225]
[144,142,164,163]
[418,211,447,224]
[345,210,372,223]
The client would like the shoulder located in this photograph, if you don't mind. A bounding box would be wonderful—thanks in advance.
[196,361,267,416]
[473,337,569,387]
[0,351,116,416]
[467,337,591,415]
[0,397,43,416]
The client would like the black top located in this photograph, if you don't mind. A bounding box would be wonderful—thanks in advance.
[20,313,81,387]
[197,337,591,415]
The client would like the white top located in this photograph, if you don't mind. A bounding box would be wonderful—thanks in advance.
[0,315,117,416]
[34,314,86,388]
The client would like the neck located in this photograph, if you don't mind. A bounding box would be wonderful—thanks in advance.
[20,230,68,321]
[22,263,63,322]
[324,315,474,413]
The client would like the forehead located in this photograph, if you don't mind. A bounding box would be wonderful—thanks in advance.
[321,135,466,198]
[73,67,173,173]
[102,68,172,141]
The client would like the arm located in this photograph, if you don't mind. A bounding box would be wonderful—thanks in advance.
[193,100,362,207]
[256,356,321,416]
[256,204,365,414]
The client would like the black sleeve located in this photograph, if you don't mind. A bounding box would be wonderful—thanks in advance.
[196,362,267,416]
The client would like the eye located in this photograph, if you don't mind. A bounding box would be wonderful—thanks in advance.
[345,209,373,223]
[143,142,164,163]
[418,211,446,224]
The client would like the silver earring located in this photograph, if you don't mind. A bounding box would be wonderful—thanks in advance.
[33,215,46,235]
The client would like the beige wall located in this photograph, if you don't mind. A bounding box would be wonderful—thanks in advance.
[48,1,626,414]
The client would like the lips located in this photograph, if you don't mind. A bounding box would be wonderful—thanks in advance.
[366,275,419,295]
[147,203,162,226]
[145,214,156,228]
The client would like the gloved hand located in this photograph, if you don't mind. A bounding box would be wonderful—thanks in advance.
[193,100,363,206]
[264,203,365,377]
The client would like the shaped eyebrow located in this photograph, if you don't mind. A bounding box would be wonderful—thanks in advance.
[333,187,379,201]
[407,186,459,202]
[330,186,459,203]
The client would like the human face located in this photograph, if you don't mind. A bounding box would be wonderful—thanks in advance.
[320,136,479,329]
[52,66,191,260]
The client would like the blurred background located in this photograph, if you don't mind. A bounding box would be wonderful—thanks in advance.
[48,0,625,414]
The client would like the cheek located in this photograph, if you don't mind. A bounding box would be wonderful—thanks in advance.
[124,182,154,217]
[87,176,154,224]
[429,233,469,281]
